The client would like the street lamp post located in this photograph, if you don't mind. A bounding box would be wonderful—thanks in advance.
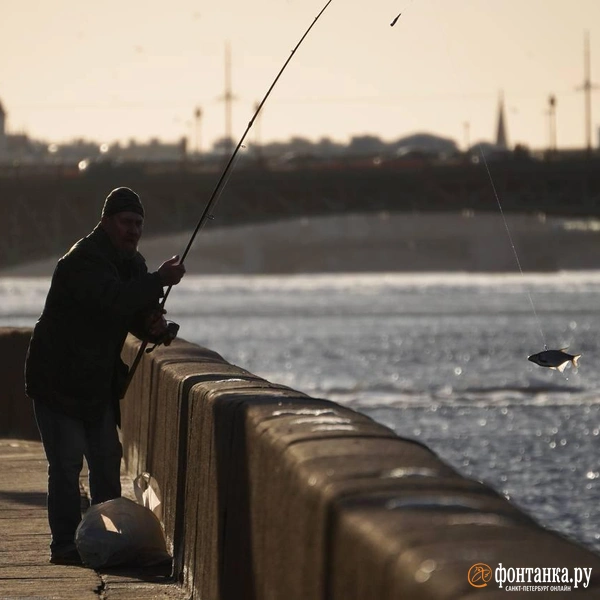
[194,107,202,157]
[548,95,557,152]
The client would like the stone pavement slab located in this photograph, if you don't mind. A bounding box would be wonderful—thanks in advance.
[0,439,188,600]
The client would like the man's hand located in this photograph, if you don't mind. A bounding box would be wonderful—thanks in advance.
[145,308,168,338]
[158,255,186,286]
[144,309,179,346]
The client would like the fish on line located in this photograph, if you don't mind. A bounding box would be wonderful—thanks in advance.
[390,13,401,26]
[528,348,581,372]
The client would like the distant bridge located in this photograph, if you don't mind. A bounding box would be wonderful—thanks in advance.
[1,156,600,269]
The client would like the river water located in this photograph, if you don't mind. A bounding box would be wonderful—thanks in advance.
[2,271,599,553]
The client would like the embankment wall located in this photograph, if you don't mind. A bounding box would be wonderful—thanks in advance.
[0,327,40,440]
[118,335,600,599]
[6,211,600,278]
[2,327,600,598]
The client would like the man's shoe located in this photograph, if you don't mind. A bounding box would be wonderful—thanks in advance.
[50,548,83,566]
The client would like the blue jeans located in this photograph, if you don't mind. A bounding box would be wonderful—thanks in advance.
[33,399,122,554]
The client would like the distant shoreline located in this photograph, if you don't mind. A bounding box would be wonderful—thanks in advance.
[3,211,600,277]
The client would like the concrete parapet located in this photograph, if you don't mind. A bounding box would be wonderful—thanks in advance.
[120,335,600,599]
[0,327,39,439]
[1,328,598,597]
[1,327,599,597]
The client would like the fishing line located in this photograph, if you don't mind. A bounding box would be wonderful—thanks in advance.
[478,145,548,350]
[122,0,336,395]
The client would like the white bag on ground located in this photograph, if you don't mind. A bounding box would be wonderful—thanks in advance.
[75,496,171,568]
[133,472,163,520]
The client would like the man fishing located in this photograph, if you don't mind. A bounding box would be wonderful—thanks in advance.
[24,187,186,565]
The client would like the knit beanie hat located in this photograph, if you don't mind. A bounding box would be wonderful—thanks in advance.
[101,187,145,218]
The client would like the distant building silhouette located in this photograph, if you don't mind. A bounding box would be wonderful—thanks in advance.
[495,92,509,149]
[0,97,40,162]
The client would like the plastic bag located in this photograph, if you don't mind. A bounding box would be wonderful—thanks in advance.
[75,496,171,569]
[133,472,163,520]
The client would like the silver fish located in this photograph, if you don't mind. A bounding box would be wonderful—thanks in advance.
[528,348,581,372]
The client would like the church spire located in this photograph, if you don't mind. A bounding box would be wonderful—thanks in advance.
[495,91,508,149]
[0,97,6,158]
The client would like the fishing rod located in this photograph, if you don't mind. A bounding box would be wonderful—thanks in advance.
[122,0,335,396]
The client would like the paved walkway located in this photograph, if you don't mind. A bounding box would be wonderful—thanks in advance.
[0,438,188,600]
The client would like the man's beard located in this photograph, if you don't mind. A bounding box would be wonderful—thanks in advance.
[118,245,138,259]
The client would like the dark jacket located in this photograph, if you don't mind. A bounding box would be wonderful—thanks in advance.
[25,225,164,423]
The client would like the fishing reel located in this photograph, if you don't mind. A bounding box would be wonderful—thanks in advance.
[146,321,180,354]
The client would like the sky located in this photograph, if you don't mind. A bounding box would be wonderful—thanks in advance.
[1,0,599,152]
